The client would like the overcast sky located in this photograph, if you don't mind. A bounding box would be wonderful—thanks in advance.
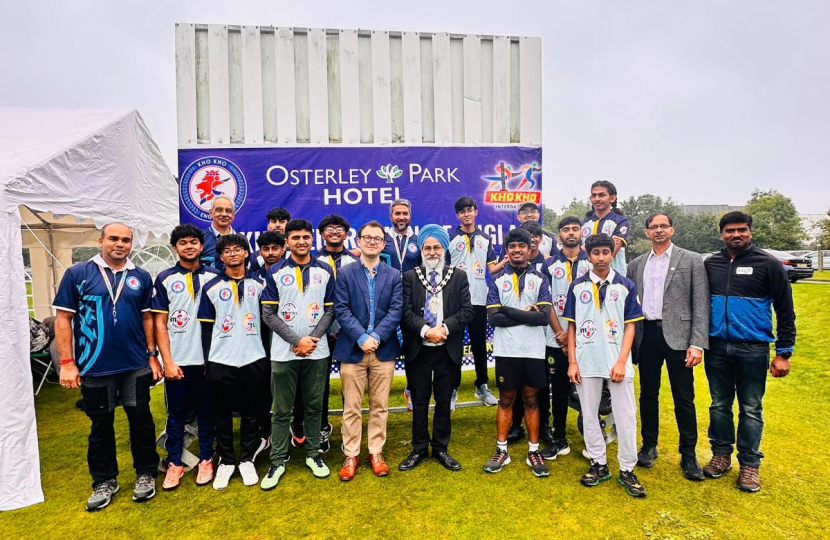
[1,0,827,213]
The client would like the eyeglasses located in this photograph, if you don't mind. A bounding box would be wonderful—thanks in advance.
[359,235,385,245]
[518,209,538,216]
[422,246,444,253]
[221,248,246,255]
[324,226,346,233]
[646,224,673,231]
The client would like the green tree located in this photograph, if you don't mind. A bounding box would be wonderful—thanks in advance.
[815,209,830,249]
[541,198,591,231]
[744,190,806,250]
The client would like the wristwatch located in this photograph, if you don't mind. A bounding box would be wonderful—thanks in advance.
[146,350,159,357]
[779,350,792,360]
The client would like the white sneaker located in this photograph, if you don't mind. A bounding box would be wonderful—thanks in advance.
[213,463,235,490]
[450,389,458,412]
[238,461,259,486]
[253,437,270,462]
[475,384,499,406]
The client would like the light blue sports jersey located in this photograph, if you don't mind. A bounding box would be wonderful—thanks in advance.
[152,263,220,366]
[563,269,643,378]
[581,212,630,275]
[448,227,497,306]
[197,273,266,368]
[486,265,552,360]
[262,258,335,362]
[544,251,592,348]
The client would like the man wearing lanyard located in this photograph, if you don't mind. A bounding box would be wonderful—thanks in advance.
[381,198,421,273]
[202,195,239,272]
[55,223,161,511]
[152,224,221,490]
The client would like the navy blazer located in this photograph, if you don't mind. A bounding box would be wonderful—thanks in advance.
[333,261,403,363]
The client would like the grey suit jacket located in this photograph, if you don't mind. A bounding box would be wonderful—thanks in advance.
[627,245,710,351]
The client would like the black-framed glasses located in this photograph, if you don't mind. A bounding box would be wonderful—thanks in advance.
[324,226,346,233]
[360,235,385,245]
[646,224,673,231]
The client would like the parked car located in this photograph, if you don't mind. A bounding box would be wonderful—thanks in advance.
[805,250,830,271]
[788,250,811,257]
[763,249,814,282]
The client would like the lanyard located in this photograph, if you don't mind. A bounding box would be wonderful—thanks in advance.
[393,234,411,268]
[98,265,129,326]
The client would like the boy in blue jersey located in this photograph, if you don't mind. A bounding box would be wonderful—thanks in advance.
[197,234,268,490]
[483,228,553,478]
[581,181,630,275]
[55,222,160,511]
[152,224,221,490]
[249,209,289,274]
[259,220,336,490]
[563,233,645,497]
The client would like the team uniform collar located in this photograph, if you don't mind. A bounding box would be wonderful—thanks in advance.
[319,246,347,257]
[587,210,615,222]
[589,268,616,285]
[210,224,235,237]
[174,261,206,274]
[92,253,135,271]
[389,226,415,239]
[648,243,674,261]
[285,255,314,268]
[552,248,589,264]
[453,225,481,238]
[218,270,254,281]
[505,263,531,275]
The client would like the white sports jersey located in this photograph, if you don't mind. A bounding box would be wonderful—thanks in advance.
[581,212,630,275]
[544,252,592,348]
[448,227,497,306]
[486,265,552,360]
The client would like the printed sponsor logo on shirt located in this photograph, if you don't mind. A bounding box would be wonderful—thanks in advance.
[605,319,619,341]
[126,276,141,290]
[221,315,235,334]
[243,312,257,334]
[579,319,597,340]
[527,279,536,291]
[312,273,323,285]
[282,302,298,322]
[457,262,468,271]
[281,273,295,286]
[171,280,186,293]
[554,294,567,314]
[219,288,232,301]
[736,267,753,275]
[473,261,485,279]
[307,302,321,324]
[553,267,565,280]
[476,240,483,250]
[609,290,620,303]
[247,285,257,298]
[169,309,190,329]
[619,226,628,235]
[577,267,588,277]
[580,290,593,304]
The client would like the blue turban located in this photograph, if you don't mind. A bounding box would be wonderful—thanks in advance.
[418,224,450,251]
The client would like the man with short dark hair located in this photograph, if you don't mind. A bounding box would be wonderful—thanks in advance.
[153,224,221,491]
[202,195,238,271]
[266,207,291,234]
[198,234,268,490]
[381,198,421,273]
[627,212,709,481]
[447,196,498,407]
[55,222,161,511]
[702,211,795,493]
[483,228,553,478]
[260,220,336,490]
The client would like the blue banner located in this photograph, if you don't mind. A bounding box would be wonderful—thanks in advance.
[178,146,542,248]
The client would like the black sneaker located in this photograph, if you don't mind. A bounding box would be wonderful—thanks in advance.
[526,450,550,477]
[506,424,525,444]
[540,438,571,461]
[637,446,658,468]
[319,423,332,454]
[483,448,511,473]
[580,461,612,487]
[86,479,119,511]
[681,456,704,481]
[618,470,647,498]
[539,425,555,446]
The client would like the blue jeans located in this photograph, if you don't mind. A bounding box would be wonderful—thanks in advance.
[704,339,769,467]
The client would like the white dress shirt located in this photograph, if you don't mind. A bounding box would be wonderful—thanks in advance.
[642,243,673,321]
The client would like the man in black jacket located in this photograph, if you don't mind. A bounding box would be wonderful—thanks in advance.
[399,225,475,472]
[702,211,795,493]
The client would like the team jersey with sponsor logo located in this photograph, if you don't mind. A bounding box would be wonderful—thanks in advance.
[486,264,552,360]
[544,251,592,348]
[581,212,630,275]
[152,263,221,366]
[448,227,497,306]
[53,256,153,377]
[563,269,643,378]
[262,258,335,361]
[197,272,266,368]
[316,247,359,335]
[538,231,561,258]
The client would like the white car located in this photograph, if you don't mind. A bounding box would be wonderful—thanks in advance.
[805,250,830,271]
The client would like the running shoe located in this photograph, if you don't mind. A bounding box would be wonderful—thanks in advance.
[86,479,119,511]
[483,448,511,473]
[526,450,550,477]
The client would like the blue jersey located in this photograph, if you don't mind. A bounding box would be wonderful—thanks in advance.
[581,211,630,275]
[381,229,421,273]
[53,255,153,377]
[197,272,267,368]
[563,270,643,378]
[152,263,221,366]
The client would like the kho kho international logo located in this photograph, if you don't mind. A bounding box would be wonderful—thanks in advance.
[482,161,542,209]
[180,156,247,221]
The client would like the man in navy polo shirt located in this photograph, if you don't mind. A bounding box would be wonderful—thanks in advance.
[381,198,421,273]
[55,222,161,511]
[201,195,238,271]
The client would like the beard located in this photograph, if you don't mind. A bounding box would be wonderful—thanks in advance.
[424,256,443,271]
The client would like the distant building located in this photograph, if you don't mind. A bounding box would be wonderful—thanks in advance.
[680,204,744,215]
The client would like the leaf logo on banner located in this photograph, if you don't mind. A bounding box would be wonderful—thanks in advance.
[377,164,403,183]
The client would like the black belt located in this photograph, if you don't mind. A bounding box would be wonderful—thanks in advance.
[645,319,663,327]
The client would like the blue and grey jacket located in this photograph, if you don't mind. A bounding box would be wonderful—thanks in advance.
[704,244,795,354]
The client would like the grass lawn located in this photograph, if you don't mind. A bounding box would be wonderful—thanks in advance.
[808,271,830,282]
[4,284,830,539]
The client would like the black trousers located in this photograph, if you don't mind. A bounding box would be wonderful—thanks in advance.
[638,321,698,458]
[455,305,489,389]
[539,347,570,439]
[406,345,456,453]
[80,367,159,486]
[207,358,269,465]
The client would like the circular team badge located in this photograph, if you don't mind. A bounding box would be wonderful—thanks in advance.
[579,319,597,340]
[171,281,186,294]
[243,312,257,333]
[282,302,298,322]
[179,156,247,221]
[580,290,593,304]
[553,267,565,280]
[582,226,592,238]
[221,315,235,333]
[307,302,321,324]
[456,241,466,252]
[408,243,418,253]
[169,309,190,329]
[126,276,141,290]
[501,281,512,292]
[554,294,567,314]
[219,288,232,302]
[281,274,295,287]
[605,319,620,341]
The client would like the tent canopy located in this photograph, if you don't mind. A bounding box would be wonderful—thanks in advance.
[0,107,177,511]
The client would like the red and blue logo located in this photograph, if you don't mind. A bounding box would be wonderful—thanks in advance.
[180,157,247,221]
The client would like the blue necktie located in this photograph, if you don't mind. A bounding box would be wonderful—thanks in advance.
[423,271,439,327]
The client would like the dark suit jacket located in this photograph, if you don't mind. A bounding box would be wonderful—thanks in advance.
[401,266,475,365]
[332,261,403,363]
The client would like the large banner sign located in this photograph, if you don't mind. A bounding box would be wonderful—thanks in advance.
[178,146,542,247]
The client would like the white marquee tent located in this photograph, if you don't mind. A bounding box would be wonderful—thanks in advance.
[0,108,177,511]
